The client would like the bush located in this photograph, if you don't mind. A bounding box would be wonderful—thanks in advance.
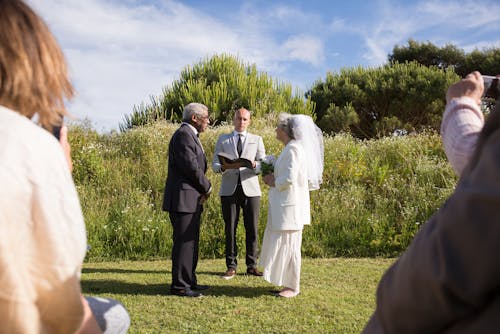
[120,54,315,130]
[307,62,460,138]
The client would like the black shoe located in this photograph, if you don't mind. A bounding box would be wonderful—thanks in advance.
[170,289,203,298]
[192,284,210,291]
[246,267,263,276]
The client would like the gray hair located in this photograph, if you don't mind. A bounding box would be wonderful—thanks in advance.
[277,113,295,139]
[182,103,208,122]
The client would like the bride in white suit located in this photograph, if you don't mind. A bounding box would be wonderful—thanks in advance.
[260,113,323,298]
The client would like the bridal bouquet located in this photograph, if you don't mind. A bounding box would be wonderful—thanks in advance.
[261,155,275,176]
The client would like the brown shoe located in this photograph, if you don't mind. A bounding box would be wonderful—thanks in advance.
[222,268,236,280]
[246,267,263,276]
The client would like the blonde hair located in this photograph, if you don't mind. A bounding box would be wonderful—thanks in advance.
[0,0,73,130]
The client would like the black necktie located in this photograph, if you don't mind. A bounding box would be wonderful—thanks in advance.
[237,134,243,157]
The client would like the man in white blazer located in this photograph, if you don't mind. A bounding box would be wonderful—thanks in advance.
[212,108,266,279]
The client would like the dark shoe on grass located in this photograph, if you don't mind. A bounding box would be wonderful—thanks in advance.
[246,267,263,276]
[170,289,203,298]
[221,268,236,280]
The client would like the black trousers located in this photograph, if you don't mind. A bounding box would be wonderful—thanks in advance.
[169,210,201,291]
[221,185,260,270]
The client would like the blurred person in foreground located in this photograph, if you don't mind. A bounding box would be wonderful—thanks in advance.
[260,113,323,298]
[441,71,499,176]
[212,108,266,280]
[162,102,212,298]
[0,1,129,333]
[363,73,500,333]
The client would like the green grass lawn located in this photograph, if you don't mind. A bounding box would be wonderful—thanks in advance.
[82,258,394,333]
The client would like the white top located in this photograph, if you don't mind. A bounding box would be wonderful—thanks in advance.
[0,105,87,333]
[267,140,310,230]
[440,97,484,176]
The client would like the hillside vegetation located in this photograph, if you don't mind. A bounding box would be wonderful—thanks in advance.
[71,117,457,261]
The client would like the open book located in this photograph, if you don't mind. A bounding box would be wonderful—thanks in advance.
[218,152,253,168]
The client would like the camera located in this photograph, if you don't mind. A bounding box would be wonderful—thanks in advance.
[483,75,499,99]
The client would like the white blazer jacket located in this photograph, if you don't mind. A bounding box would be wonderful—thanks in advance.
[267,140,310,231]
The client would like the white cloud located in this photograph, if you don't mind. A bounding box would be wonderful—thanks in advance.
[282,35,325,66]
[27,0,253,130]
[26,0,331,130]
[358,0,500,66]
[418,1,500,29]
[329,18,348,33]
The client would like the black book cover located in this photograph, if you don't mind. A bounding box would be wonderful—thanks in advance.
[218,152,253,168]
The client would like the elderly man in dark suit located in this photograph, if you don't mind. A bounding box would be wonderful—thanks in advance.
[163,102,212,298]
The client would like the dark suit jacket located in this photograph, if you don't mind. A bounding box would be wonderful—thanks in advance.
[363,129,500,333]
[162,123,211,213]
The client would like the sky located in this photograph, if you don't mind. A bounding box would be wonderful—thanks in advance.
[29,0,500,132]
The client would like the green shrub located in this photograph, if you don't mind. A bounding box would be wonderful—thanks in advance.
[307,62,460,138]
[121,54,315,130]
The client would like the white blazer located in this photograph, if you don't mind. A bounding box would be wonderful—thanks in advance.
[267,140,310,231]
[212,131,266,197]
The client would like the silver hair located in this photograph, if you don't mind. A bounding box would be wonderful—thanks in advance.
[182,103,208,122]
[277,112,295,139]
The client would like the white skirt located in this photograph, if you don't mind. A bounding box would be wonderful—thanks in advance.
[259,226,302,292]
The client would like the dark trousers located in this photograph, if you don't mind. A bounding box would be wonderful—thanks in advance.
[169,210,201,291]
[221,185,260,270]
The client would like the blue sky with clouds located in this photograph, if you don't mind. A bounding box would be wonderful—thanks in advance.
[29,0,500,131]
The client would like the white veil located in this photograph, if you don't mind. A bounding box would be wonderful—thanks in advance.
[290,114,324,190]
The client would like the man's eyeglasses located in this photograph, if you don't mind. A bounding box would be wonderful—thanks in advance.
[196,114,210,121]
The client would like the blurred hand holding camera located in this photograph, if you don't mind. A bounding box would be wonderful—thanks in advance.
[446,71,484,105]
[446,71,499,105]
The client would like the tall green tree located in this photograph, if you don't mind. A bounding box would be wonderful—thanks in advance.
[307,62,460,138]
[389,39,465,71]
[389,39,500,77]
[460,47,500,77]
[120,54,315,130]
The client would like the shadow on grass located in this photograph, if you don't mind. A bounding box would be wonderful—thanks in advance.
[82,268,167,274]
[82,269,227,276]
[82,279,170,296]
[81,279,277,298]
[196,270,228,277]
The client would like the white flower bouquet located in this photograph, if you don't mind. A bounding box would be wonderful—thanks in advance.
[261,155,275,176]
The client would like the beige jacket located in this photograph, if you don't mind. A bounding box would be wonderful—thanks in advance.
[212,131,265,197]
